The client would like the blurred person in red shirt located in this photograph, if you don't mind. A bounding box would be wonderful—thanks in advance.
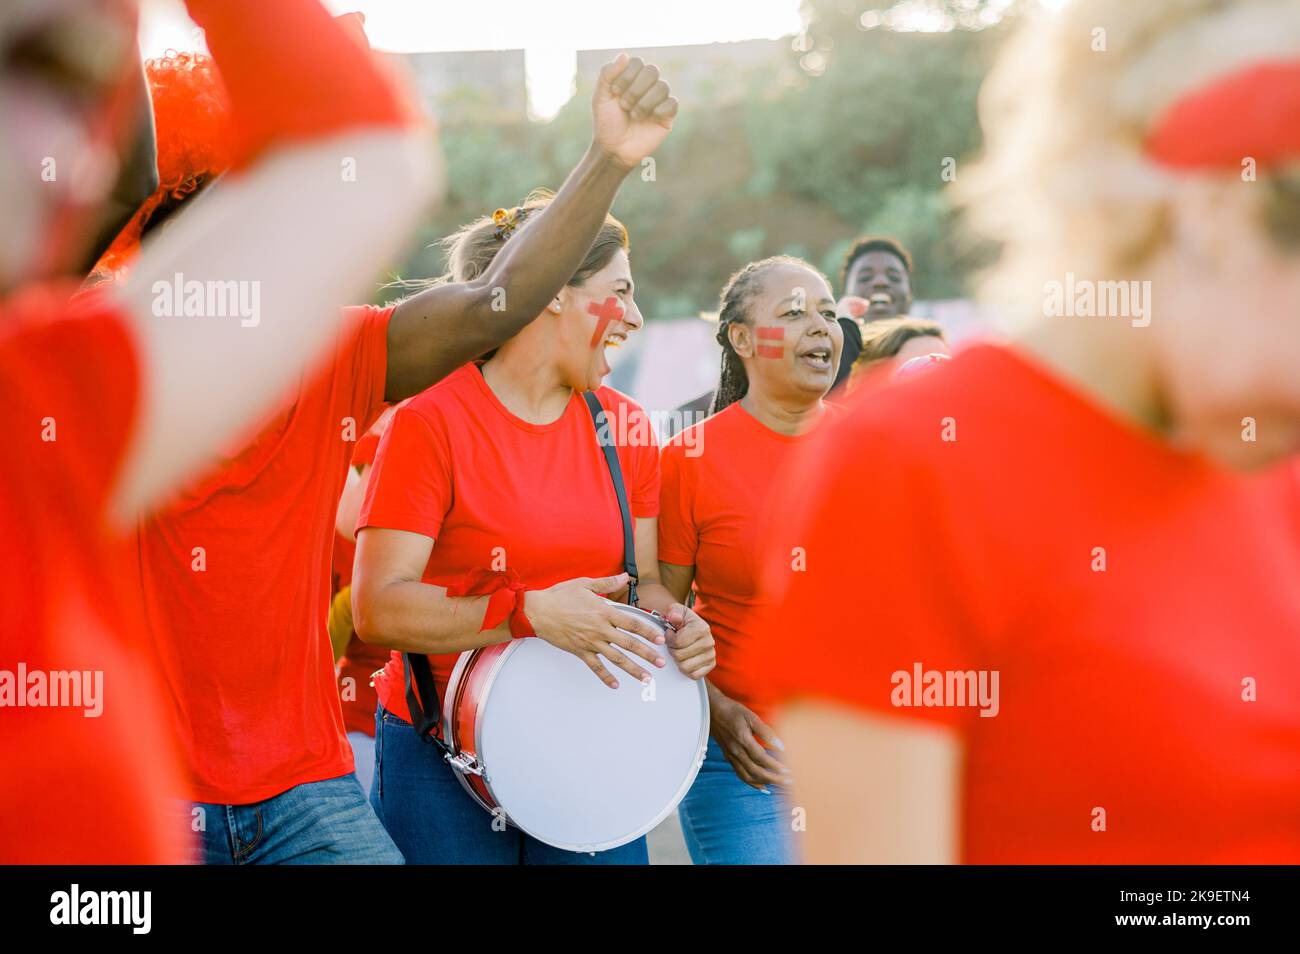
[1,0,436,862]
[742,0,1300,863]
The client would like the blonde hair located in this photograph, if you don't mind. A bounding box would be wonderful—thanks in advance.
[858,317,945,365]
[956,0,1300,319]
[848,317,945,390]
[420,188,628,288]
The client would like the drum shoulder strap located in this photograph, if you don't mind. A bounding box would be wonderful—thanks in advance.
[405,391,638,745]
[582,390,639,606]
[402,650,449,749]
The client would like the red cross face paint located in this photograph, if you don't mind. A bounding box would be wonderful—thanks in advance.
[756,326,785,359]
[588,296,625,348]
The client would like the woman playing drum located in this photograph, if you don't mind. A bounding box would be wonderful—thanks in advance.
[352,187,717,863]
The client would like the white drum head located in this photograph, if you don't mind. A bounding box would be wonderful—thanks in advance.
[475,614,708,853]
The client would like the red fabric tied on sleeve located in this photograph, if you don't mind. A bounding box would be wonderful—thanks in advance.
[445,568,535,638]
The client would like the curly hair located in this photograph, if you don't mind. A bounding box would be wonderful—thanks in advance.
[92,51,233,279]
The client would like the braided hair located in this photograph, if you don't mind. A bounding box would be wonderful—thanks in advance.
[708,255,827,416]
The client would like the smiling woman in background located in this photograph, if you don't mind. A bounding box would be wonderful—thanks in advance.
[658,256,842,864]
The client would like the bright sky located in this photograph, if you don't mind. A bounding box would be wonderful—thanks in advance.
[139,1,1072,118]
[137,0,806,118]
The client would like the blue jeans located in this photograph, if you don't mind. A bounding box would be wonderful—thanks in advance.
[348,732,376,799]
[677,737,793,864]
[194,773,403,865]
[370,706,649,865]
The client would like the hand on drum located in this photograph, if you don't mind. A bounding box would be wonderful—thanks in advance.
[525,573,668,689]
[711,695,791,792]
[659,603,716,680]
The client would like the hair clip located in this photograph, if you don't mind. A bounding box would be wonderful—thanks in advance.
[493,206,528,241]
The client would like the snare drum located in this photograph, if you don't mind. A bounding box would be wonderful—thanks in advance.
[440,599,709,853]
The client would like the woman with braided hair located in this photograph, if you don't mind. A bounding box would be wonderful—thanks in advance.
[657,256,842,864]
[706,257,844,415]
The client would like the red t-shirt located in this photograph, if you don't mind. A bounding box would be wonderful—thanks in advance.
[658,400,840,717]
[331,532,388,737]
[135,304,392,804]
[358,363,660,723]
[332,419,399,738]
[1,285,189,862]
[741,343,1300,863]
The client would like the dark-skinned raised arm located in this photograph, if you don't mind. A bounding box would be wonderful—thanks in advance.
[383,54,677,401]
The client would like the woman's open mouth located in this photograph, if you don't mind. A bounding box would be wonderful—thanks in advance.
[797,346,832,371]
[594,332,626,379]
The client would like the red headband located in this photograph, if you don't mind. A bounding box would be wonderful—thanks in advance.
[1145,60,1300,171]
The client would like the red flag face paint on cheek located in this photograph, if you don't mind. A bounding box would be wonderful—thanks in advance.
[756,326,784,359]
[588,296,625,348]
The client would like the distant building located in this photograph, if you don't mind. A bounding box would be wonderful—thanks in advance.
[393,49,527,124]
[577,39,799,103]
[390,39,799,126]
